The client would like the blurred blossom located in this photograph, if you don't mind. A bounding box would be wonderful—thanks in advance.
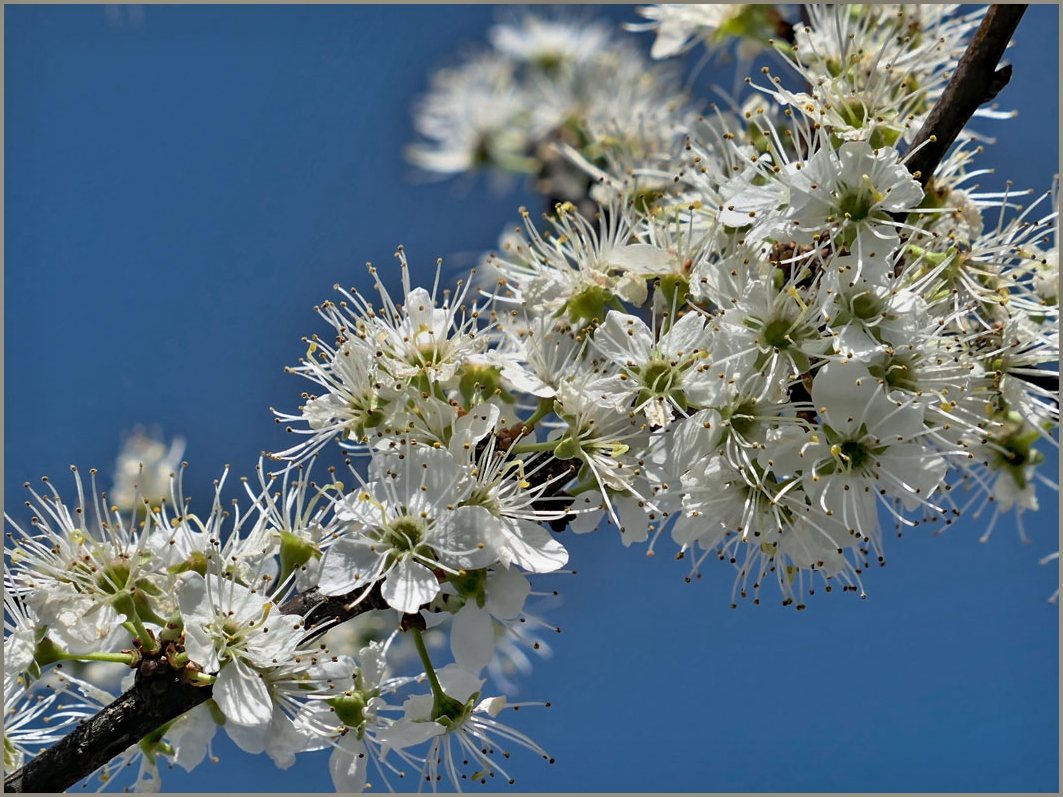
[110,428,186,513]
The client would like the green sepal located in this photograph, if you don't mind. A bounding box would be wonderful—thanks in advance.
[206,698,227,726]
[447,568,488,609]
[33,635,67,668]
[131,586,168,628]
[279,531,319,586]
[655,273,690,317]
[458,363,515,408]
[434,691,475,728]
[566,285,611,327]
[554,434,582,461]
[167,550,209,577]
[992,413,1046,488]
[159,611,184,644]
[110,589,137,621]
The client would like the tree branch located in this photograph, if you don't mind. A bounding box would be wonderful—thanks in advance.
[897,5,1056,398]
[903,4,1027,188]
[4,671,213,793]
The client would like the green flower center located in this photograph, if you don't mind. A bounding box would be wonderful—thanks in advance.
[221,617,244,639]
[838,439,872,470]
[380,515,427,554]
[836,190,874,222]
[93,560,132,595]
[763,317,797,350]
[639,358,676,393]
[850,292,882,321]
[869,353,920,394]
[725,399,759,438]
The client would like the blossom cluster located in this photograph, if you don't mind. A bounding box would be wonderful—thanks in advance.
[4,448,559,791]
[405,7,693,210]
[4,5,1058,793]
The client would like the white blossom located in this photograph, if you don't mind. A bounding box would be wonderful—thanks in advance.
[317,445,498,613]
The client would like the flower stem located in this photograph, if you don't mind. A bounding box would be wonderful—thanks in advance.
[182,670,216,687]
[63,651,139,665]
[120,616,160,655]
[410,625,446,702]
[521,397,556,431]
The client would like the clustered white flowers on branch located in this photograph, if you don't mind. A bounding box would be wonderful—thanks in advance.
[4,4,1058,793]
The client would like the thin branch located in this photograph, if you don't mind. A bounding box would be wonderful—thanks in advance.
[903,4,1027,189]
[897,4,1056,397]
[279,580,393,641]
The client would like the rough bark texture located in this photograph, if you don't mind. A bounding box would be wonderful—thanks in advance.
[4,675,212,793]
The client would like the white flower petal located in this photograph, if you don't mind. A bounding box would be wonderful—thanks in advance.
[377,714,445,752]
[436,664,485,703]
[165,705,217,773]
[498,518,569,574]
[452,603,497,671]
[487,567,532,620]
[440,506,504,570]
[214,658,273,728]
[317,535,385,596]
[812,360,877,434]
[382,558,440,613]
[329,735,369,793]
[474,695,507,718]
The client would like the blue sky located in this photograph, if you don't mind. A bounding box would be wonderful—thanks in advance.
[5,4,1059,793]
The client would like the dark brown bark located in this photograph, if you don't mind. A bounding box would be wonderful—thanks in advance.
[903,4,1027,189]
[4,675,212,793]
